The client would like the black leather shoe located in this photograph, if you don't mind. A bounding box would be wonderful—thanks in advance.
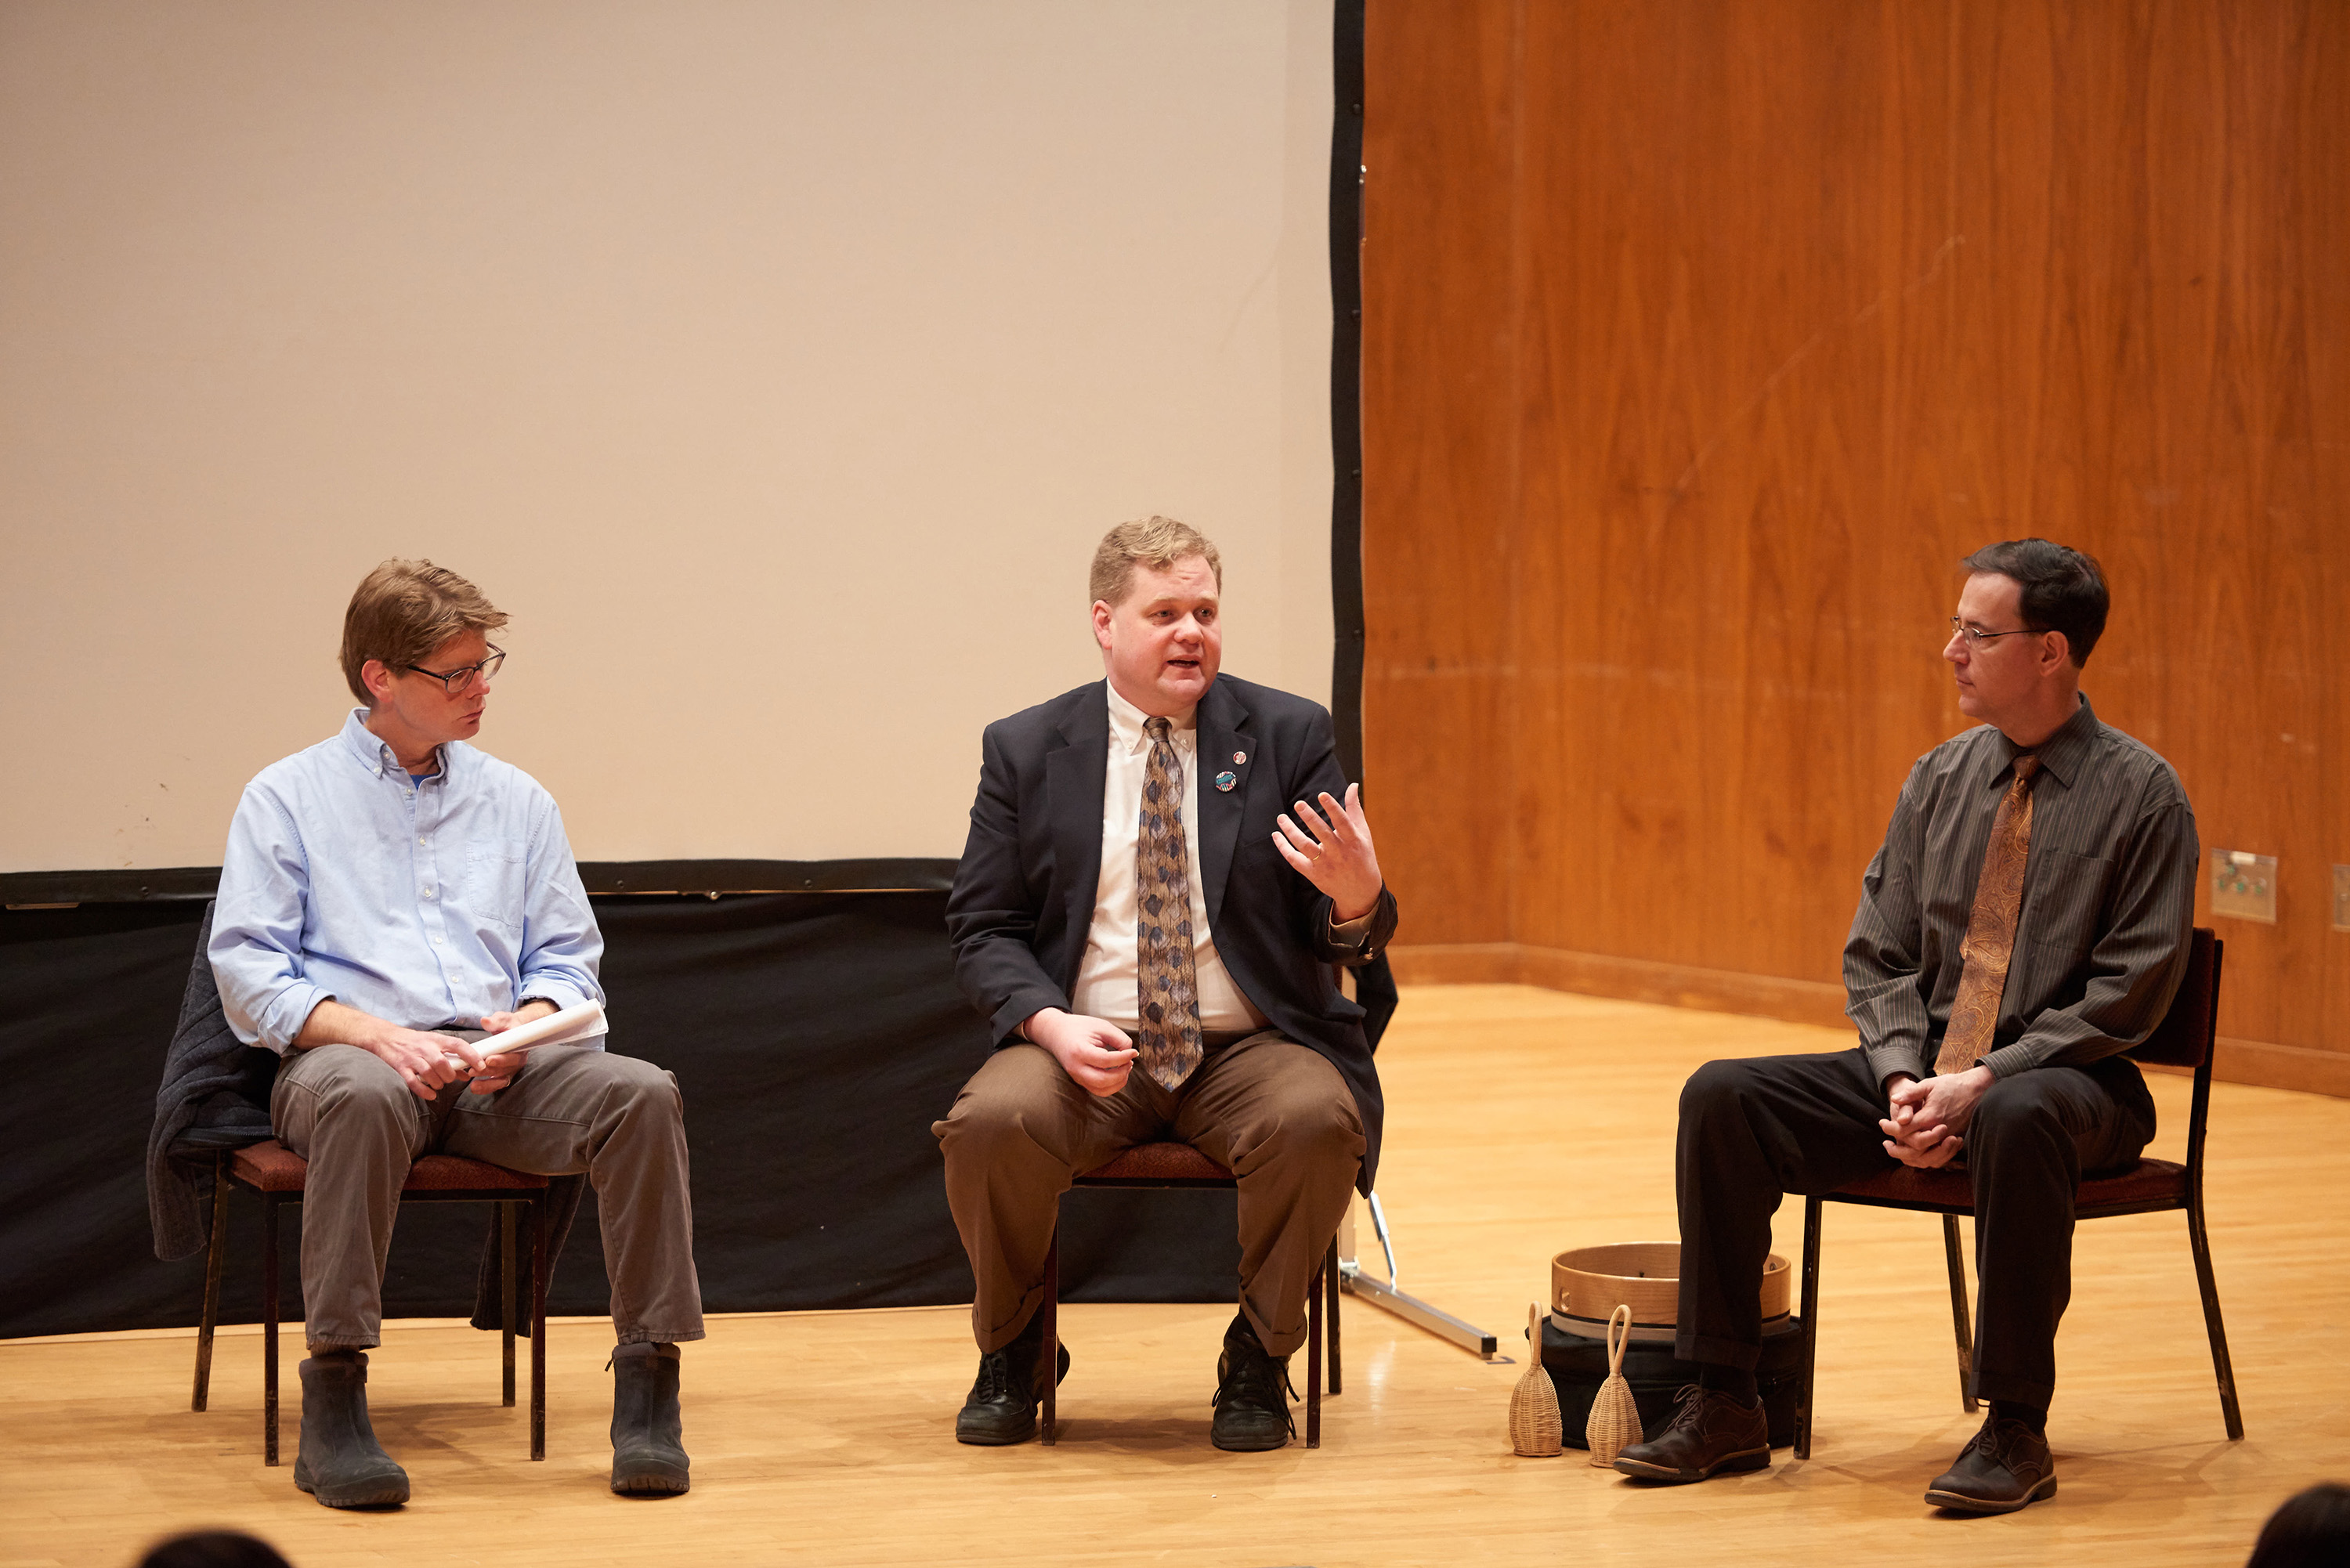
[1612,1385,1770,1483]
[609,1342,690,1495]
[956,1314,1071,1446]
[1923,1414,2056,1514]
[292,1351,410,1508]
[1209,1314,1296,1452]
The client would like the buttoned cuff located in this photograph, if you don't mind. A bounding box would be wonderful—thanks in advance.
[1326,909,1377,944]
[1863,1042,1927,1091]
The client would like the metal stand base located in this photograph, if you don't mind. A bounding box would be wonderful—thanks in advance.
[1336,1193,1506,1362]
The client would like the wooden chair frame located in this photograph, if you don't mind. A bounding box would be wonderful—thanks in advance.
[1039,1142,1341,1448]
[190,1141,554,1464]
[1793,928,2243,1458]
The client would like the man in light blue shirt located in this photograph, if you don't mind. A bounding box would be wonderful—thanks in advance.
[211,558,700,1507]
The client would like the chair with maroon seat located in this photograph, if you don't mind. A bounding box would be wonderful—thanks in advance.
[1039,1140,1341,1447]
[1792,927,2242,1457]
[189,1138,555,1464]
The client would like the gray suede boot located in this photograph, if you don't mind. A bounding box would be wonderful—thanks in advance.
[609,1342,689,1495]
[292,1350,410,1508]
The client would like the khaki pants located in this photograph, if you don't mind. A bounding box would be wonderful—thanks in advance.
[271,1040,705,1353]
[934,1031,1364,1358]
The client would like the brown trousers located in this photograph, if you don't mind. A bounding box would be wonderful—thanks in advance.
[934,1031,1364,1358]
[272,1040,705,1353]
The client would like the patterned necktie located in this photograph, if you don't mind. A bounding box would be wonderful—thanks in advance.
[1935,753,2043,1077]
[1136,716,1204,1090]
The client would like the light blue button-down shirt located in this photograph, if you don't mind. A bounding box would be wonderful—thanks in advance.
[210,709,606,1054]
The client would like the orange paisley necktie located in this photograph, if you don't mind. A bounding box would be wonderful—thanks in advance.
[1934,754,2042,1078]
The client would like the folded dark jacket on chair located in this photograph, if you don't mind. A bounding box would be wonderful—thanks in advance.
[147,902,277,1263]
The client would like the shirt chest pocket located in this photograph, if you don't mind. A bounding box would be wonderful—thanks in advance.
[2023,848,2112,958]
[466,844,527,932]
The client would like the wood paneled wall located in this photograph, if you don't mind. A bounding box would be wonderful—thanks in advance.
[1362,0,2350,1093]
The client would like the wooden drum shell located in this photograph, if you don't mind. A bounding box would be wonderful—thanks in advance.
[1550,1242,1790,1344]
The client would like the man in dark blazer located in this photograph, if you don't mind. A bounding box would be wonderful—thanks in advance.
[936,515,1399,1451]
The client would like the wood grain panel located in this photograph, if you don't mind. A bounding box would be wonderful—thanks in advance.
[1360,0,1520,944]
[1365,0,2350,1083]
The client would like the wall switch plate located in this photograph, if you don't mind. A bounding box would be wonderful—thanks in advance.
[2210,848,2278,924]
[2335,864,2349,933]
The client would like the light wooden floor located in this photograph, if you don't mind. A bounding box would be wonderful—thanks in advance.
[6,985,2345,1567]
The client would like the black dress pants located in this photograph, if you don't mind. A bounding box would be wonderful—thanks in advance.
[1675,1047,2155,1408]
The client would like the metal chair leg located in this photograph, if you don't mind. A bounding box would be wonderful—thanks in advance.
[2186,1197,2244,1440]
[501,1201,518,1408]
[1941,1214,1978,1414]
[529,1195,548,1461]
[193,1160,229,1412]
[1306,1255,1324,1449]
[1325,1237,1342,1397]
[1795,1195,1821,1460]
[1040,1229,1060,1447]
[263,1192,282,1466]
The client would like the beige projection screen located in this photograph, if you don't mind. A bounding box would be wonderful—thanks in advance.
[0,1,1352,883]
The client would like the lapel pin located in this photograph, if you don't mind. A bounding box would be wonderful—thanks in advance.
[1214,771,1238,793]
[1232,751,1246,764]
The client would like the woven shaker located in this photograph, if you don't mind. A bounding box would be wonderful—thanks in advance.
[1585,1304,1641,1465]
[1508,1302,1564,1456]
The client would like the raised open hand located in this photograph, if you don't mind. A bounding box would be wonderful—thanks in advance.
[1272,784,1383,923]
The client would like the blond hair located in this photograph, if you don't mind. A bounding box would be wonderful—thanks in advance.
[1088,515,1223,607]
[338,558,509,705]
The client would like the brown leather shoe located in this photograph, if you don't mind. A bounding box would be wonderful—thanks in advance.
[1923,1415,2056,1513]
[1612,1385,1770,1483]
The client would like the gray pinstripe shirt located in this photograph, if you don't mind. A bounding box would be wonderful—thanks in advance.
[1845,694,2200,1086]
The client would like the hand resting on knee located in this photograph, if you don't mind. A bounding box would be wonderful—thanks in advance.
[292,998,485,1102]
[1021,1008,1139,1097]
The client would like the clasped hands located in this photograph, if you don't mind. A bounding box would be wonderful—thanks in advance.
[1879,1065,1997,1169]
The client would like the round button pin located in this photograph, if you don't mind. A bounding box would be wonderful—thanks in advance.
[1214,771,1238,793]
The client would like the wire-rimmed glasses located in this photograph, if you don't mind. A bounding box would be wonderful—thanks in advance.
[403,645,505,695]
[1947,617,2045,647]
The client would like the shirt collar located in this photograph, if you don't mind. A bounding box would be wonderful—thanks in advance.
[337,706,452,782]
[1996,692,2099,789]
[1104,681,1195,754]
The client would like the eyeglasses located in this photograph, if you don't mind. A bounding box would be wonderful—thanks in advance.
[1947,617,2046,647]
[403,645,505,695]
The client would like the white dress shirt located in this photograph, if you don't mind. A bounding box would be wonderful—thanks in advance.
[1070,683,1272,1034]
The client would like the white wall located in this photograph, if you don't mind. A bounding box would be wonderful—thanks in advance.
[0,0,1335,869]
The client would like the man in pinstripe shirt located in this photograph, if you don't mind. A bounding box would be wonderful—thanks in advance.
[1614,540,2198,1514]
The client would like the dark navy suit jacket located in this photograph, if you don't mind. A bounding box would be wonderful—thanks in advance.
[945,674,1400,1191]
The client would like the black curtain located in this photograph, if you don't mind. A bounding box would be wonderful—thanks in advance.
[0,893,1238,1340]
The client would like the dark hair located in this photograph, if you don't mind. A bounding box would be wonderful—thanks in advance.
[138,1532,294,1568]
[1958,538,2109,667]
[2247,1483,2350,1568]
